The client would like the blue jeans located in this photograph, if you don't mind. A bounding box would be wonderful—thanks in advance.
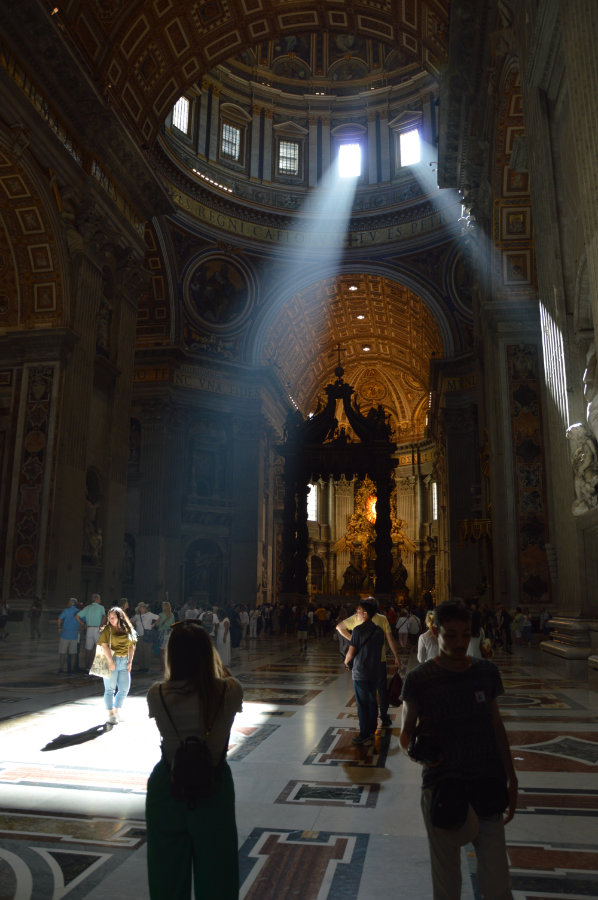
[102,656,131,710]
[353,679,378,738]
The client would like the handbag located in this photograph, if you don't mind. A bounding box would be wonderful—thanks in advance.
[89,644,111,677]
[89,629,112,677]
[388,671,403,706]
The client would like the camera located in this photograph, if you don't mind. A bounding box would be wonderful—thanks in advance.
[408,732,442,766]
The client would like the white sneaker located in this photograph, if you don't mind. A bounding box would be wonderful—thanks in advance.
[107,712,117,724]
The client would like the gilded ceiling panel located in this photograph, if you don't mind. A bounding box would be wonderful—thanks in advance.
[262,272,442,440]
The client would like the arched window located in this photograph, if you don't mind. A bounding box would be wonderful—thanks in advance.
[307,483,318,521]
[172,97,190,134]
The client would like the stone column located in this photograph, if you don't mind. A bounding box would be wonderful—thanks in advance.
[379,110,391,182]
[308,115,319,187]
[208,85,221,163]
[367,110,378,184]
[262,109,273,183]
[294,479,309,596]
[374,459,394,596]
[198,79,210,158]
[250,104,261,180]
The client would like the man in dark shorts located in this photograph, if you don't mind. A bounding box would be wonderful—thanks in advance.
[344,598,384,746]
[399,599,517,899]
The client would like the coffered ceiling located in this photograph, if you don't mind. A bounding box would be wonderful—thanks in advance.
[262,273,443,442]
[51,0,450,146]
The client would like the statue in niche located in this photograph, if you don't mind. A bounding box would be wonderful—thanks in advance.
[341,551,366,594]
[129,419,141,468]
[566,422,598,515]
[83,499,103,563]
[122,535,135,583]
[96,300,111,356]
[366,404,392,439]
[583,342,598,443]
[82,469,103,565]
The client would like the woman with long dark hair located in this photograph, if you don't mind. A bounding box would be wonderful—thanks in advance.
[146,621,243,899]
[97,606,137,723]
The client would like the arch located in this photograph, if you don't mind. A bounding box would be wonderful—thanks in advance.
[0,129,68,331]
[247,258,456,368]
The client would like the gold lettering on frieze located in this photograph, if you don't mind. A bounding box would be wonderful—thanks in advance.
[134,367,171,382]
[173,366,260,399]
[169,184,457,246]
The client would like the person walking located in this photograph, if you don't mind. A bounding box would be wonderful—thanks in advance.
[97,606,137,724]
[400,599,517,900]
[344,598,384,745]
[337,597,400,729]
[146,621,243,900]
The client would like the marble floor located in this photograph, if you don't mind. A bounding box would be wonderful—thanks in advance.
[1,628,597,899]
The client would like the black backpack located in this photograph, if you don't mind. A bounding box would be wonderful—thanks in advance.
[159,684,225,808]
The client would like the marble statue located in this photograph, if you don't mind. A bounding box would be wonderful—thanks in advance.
[566,422,598,515]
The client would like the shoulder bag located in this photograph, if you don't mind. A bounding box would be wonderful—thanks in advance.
[89,629,112,677]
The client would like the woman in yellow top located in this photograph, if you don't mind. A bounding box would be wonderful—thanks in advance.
[98,606,137,724]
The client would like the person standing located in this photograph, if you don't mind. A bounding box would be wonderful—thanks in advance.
[337,597,400,729]
[29,596,43,639]
[297,606,309,654]
[76,594,106,667]
[155,600,175,670]
[57,598,80,673]
[344,598,384,745]
[249,606,261,639]
[97,606,137,724]
[133,602,159,672]
[399,599,517,900]
[396,607,410,648]
[146,621,243,899]
[215,607,231,666]
[238,605,249,645]
[417,612,439,663]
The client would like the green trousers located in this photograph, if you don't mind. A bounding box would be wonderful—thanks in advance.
[146,758,239,899]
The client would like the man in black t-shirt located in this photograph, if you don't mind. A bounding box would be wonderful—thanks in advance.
[344,598,384,746]
[399,599,517,900]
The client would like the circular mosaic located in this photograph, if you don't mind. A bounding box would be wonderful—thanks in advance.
[184,255,252,331]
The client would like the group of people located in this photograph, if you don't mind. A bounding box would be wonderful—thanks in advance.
[44,587,530,898]
[339,593,518,898]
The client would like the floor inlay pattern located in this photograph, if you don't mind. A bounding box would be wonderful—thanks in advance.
[303,726,391,768]
[238,828,368,899]
[275,780,381,807]
[0,633,597,898]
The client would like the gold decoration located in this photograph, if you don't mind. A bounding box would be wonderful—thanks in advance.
[334,478,416,557]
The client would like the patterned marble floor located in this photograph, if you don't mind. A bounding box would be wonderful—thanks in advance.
[0,627,597,899]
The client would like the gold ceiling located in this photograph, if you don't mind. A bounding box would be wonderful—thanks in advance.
[262,273,443,443]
